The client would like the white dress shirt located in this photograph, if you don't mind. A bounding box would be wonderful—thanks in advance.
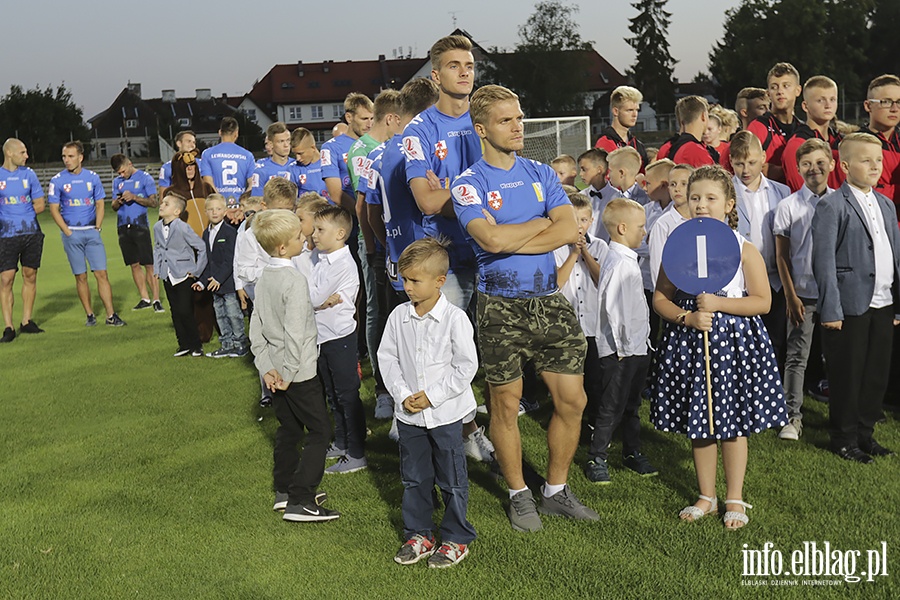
[581,183,622,242]
[595,241,649,358]
[553,236,609,337]
[636,200,666,291]
[308,245,360,343]
[207,221,222,251]
[377,294,478,429]
[623,181,651,206]
[772,185,831,299]
[734,174,790,291]
[849,184,894,309]
[234,221,270,298]
[648,203,690,290]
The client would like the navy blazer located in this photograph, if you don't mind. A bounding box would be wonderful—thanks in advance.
[812,182,900,322]
[199,222,238,295]
[153,218,208,282]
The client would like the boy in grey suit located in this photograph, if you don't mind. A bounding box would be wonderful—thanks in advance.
[812,133,900,463]
[154,193,208,356]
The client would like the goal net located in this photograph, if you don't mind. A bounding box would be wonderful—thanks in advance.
[522,117,591,166]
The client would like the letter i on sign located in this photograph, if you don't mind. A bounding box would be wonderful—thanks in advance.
[696,236,707,278]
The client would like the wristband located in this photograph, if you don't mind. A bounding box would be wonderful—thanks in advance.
[675,311,690,326]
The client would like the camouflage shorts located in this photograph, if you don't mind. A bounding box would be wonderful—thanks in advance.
[476,291,587,385]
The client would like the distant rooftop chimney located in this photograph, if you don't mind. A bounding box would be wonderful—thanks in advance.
[323,60,330,73]
[127,82,142,99]
[298,60,304,77]
[162,89,176,103]
[196,88,211,101]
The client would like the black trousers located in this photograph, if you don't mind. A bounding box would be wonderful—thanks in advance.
[821,307,893,449]
[273,376,330,505]
[761,286,787,375]
[163,278,201,352]
[588,353,650,461]
[583,337,603,424]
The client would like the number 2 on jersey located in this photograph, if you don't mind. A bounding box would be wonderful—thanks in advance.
[221,160,238,186]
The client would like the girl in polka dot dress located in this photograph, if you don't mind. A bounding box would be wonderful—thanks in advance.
[651,166,787,529]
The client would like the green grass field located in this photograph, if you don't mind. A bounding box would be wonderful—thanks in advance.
[1,211,898,599]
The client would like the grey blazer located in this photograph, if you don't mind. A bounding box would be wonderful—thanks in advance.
[153,218,208,282]
[812,182,900,322]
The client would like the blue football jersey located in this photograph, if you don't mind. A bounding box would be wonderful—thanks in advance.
[199,142,255,206]
[48,169,105,228]
[250,158,296,196]
[113,169,156,228]
[403,105,482,187]
[293,160,331,202]
[452,157,571,298]
[0,166,43,237]
[320,134,355,198]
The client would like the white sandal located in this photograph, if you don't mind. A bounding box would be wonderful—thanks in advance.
[723,499,753,529]
[679,494,717,521]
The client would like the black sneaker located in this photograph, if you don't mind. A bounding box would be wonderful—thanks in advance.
[85,314,97,327]
[0,327,15,343]
[190,349,203,357]
[623,452,659,477]
[152,300,165,313]
[282,502,340,522]
[19,320,44,334]
[206,347,232,358]
[173,348,190,357]
[585,459,611,484]
[132,299,153,310]
[105,313,126,327]
[259,396,272,408]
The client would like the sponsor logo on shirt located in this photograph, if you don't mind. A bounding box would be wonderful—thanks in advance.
[63,184,72,193]
[447,130,472,137]
[402,136,425,161]
[86,182,92,192]
[321,149,332,166]
[452,184,482,206]
[500,181,524,189]
[533,182,544,202]
[435,140,448,161]
[488,190,503,210]
[0,182,5,190]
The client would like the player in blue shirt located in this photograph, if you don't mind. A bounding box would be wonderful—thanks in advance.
[0,139,46,341]
[48,141,126,327]
[291,128,331,201]
[451,85,595,531]
[200,117,255,211]
[250,122,295,196]
[404,35,481,312]
[110,154,162,312]
[321,93,373,211]
[158,130,201,190]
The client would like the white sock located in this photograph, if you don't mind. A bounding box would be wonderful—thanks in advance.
[543,482,566,498]
[509,486,529,499]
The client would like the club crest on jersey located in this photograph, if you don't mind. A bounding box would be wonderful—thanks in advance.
[63,184,72,193]
[435,140,448,161]
[342,153,349,164]
[299,174,307,185]
[402,136,425,161]
[118,182,124,191]
[452,184,482,206]
[0,181,5,191]
[488,191,502,210]
[86,182,92,192]
[532,182,544,202]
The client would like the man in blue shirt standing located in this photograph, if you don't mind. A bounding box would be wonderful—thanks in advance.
[48,141,126,327]
[200,117,255,210]
[0,139,45,342]
[250,122,295,196]
[290,128,330,200]
[322,93,373,211]
[111,154,162,312]
[452,85,596,532]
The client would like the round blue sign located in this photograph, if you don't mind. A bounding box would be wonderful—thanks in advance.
[661,218,742,295]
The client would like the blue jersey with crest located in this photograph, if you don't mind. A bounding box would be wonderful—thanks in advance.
[48,169,105,227]
[250,158,296,196]
[199,142,255,206]
[320,134,355,199]
[292,159,331,201]
[112,169,156,228]
[0,166,43,237]
[452,157,571,298]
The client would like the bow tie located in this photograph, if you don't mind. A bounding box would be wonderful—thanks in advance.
[590,189,603,198]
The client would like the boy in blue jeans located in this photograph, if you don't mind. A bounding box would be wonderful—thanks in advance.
[378,238,477,568]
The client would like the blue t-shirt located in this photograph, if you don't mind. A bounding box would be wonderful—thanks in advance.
[250,158,296,196]
[452,157,571,298]
[293,160,331,202]
[158,157,202,189]
[48,169,105,228]
[112,169,156,228]
[0,166,43,237]
[199,142,255,205]
[320,134,355,199]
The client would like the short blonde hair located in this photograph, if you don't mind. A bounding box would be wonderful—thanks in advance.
[803,75,837,100]
[344,92,374,115]
[398,237,449,277]
[602,198,643,236]
[430,35,473,71]
[253,209,301,255]
[607,146,642,174]
[291,127,313,148]
[205,193,226,208]
[839,132,882,162]
[645,158,675,180]
[568,192,591,211]
[551,154,577,171]
[676,96,709,126]
[470,85,519,127]
[729,130,764,161]
[241,195,264,208]
[263,178,298,210]
[297,192,330,214]
[610,86,643,109]
[373,89,402,122]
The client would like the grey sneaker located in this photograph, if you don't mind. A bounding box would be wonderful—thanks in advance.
[85,314,97,327]
[778,419,802,440]
[105,313,126,327]
[623,452,659,477]
[394,534,436,565]
[374,393,394,420]
[508,489,542,532]
[206,347,232,358]
[325,443,346,459]
[273,492,289,511]
[133,299,153,310]
[464,426,495,462]
[538,485,600,521]
[324,455,367,474]
[282,502,340,522]
[152,300,165,313]
[585,459,611,484]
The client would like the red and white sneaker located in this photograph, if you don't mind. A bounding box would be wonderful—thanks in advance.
[394,534,436,565]
[427,542,469,569]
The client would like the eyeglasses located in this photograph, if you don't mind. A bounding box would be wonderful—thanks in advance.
[867,98,900,109]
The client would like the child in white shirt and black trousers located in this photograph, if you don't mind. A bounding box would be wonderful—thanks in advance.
[585,198,658,484]
[378,238,477,569]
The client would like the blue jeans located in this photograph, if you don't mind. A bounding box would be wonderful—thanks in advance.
[318,331,365,458]
[357,239,385,392]
[212,292,247,350]
[442,269,477,315]
[398,420,476,545]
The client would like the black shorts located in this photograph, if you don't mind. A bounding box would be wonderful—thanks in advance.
[118,225,153,266]
[0,232,44,272]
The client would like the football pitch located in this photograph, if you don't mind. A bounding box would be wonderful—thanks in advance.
[1,211,897,599]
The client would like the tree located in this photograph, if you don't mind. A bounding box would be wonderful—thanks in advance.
[0,84,91,163]
[626,0,677,114]
[479,1,593,116]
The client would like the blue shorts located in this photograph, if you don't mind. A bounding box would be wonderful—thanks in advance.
[61,229,107,275]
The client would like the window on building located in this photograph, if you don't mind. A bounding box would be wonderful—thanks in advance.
[311,106,323,120]
[308,81,320,89]
[332,104,343,119]
[313,129,330,143]
[242,108,257,122]
[177,118,191,127]
[288,106,302,121]
[125,119,138,129]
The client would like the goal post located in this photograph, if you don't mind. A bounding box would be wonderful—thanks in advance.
[522,117,591,166]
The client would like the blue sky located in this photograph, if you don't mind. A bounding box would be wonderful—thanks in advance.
[5,0,741,119]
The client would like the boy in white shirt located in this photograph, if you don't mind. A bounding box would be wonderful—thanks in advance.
[309,206,365,474]
[577,148,619,242]
[585,198,657,484]
[774,138,835,440]
[648,164,693,291]
[607,147,650,206]
[379,238,477,569]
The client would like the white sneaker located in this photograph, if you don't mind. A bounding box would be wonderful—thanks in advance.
[374,393,394,420]
[388,416,399,442]
[518,397,539,416]
[464,426,495,462]
[778,420,801,441]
